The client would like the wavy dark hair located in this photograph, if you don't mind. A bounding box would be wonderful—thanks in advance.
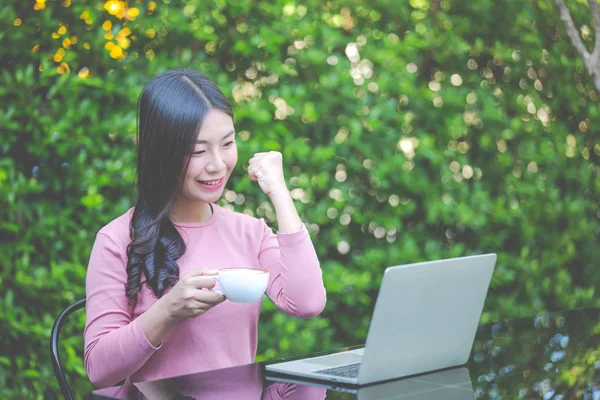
[125,70,233,300]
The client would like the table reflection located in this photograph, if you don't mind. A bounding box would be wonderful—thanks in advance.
[268,367,475,400]
[470,308,600,398]
[91,363,326,400]
[90,309,600,399]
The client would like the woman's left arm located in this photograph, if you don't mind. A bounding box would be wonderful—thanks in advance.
[248,151,326,317]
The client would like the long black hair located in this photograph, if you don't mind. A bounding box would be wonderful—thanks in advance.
[125,70,233,300]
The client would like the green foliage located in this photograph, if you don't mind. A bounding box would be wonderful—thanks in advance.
[1,0,599,397]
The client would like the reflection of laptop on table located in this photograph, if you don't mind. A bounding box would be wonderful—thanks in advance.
[266,254,496,386]
[267,366,474,399]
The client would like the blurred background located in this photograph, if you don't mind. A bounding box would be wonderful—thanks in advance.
[1,0,599,397]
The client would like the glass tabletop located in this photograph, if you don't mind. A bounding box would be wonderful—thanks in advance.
[88,308,600,399]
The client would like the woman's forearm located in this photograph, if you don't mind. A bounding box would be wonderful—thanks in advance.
[268,190,303,233]
[139,298,179,347]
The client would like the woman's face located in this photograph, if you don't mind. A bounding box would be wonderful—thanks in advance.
[179,109,238,205]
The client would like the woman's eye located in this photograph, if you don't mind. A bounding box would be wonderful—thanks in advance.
[224,141,235,147]
[193,150,205,155]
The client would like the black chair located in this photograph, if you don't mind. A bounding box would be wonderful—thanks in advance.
[50,298,86,400]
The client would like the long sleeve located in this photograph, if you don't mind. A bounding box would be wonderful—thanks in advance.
[260,221,326,318]
[84,232,161,388]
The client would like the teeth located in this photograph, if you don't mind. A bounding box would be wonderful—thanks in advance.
[200,179,220,185]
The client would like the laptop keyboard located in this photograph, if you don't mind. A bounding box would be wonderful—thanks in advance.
[313,362,361,378]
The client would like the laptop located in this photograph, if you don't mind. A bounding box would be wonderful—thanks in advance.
[265,253,496,385]
[266,366,474,399]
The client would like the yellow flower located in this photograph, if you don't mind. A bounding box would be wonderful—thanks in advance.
[78,67,90,78]
[104,1,124,16]
[109,45,123,59]
[117,37,130,49]
[125,7,140,21]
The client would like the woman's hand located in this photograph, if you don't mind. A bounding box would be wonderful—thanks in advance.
[247,151,303,233]
[159,269,226,322]
[247,151,288,198]
[141,269,225,347]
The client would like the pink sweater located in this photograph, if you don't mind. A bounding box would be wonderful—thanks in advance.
[84,204,326,388]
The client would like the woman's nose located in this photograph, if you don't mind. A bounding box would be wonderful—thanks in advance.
[206,154,226,173]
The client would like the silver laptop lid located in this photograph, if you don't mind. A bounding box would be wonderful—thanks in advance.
[357,253,496,384]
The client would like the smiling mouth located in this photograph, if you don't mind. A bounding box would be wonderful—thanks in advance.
[198,178,223,186]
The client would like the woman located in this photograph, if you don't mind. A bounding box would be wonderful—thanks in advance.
[84,70,326,388]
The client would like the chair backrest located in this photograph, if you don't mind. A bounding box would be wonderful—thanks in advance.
[50,298,86,400]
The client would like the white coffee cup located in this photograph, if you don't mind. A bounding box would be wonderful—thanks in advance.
[213,268,269,303]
